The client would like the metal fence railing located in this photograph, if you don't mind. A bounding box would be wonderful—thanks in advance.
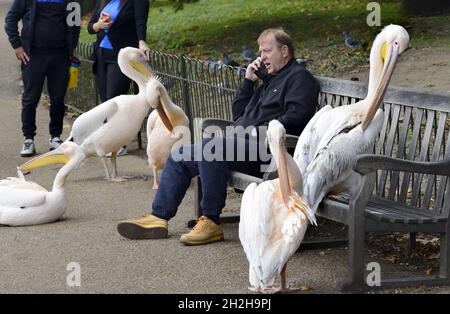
[68,42,244,133]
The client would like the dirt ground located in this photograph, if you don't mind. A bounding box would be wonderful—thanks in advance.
[339,45,450,95]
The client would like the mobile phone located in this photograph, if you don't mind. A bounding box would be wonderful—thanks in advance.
[254,61,268,80]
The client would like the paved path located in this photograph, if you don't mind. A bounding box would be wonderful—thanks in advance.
[0,0,448,295]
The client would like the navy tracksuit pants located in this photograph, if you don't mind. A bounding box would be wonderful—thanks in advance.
[152,136,272,224]
[21,52,70,139]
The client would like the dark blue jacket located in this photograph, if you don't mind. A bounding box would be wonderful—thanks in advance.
[4,0,80,55]
[233,59,319,136]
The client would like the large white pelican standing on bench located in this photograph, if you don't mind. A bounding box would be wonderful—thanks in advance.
[145,78,189,190]
[66,47,173,181]
[239,120,317,294]
[293,25,409,211]
[0,142,85,226]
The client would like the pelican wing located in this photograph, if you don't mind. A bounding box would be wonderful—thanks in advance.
[68,98,119,144]
[0,177,46,192]
[304,109,385,210]
[294,105,333,174]
[0,184,47,208]
[240,182,276,288]
[240,181,304,289]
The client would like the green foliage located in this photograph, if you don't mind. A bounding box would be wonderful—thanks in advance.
[79,0,449,77]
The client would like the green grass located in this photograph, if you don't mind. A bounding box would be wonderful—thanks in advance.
[80,0,450,76]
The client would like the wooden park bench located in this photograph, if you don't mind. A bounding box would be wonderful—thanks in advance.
[190,76,450,291]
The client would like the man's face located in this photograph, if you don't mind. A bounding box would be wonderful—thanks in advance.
[258,34,290,74]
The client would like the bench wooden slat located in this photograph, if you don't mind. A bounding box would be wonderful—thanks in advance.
[368,197,442,221]
[423,113,448,210]
[341,96,349,106]
[435,132,450,213]
[375,104,391,156]
[378,104,401,198]
[388,106,413,200]
[411,110,436,207]
[399,108,424,202]
[326,93,334,108]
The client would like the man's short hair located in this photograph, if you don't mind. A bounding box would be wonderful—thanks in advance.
[257,28,295,59]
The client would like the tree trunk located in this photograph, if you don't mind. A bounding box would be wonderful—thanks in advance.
[401,0,450,16]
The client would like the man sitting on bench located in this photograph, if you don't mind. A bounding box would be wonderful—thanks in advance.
[117,27,320,245]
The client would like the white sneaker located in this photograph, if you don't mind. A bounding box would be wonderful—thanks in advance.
[105,146,128,157]
[21,139,36,157]
[117,146,128,156]
[49,137,63,151]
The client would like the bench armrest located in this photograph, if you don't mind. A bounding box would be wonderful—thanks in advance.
[355,154,450,177]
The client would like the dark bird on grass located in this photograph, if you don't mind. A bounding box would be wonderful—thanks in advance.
[237,65,247,78]
[222,53,240,67]
[343,31,359,48]
[207,56,222,70]
[242,46,257,62]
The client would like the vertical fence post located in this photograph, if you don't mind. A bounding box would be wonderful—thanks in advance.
[180,55,194,142]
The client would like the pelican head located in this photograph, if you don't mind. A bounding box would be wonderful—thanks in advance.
[118,47,153,86]
[18,142,85,174]
[362,24,409,130]
[146,77,174,131]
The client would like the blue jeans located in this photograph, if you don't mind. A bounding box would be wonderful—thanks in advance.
[152,136,271,224]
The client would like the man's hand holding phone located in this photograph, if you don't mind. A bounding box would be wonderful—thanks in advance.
[245,57,267,81]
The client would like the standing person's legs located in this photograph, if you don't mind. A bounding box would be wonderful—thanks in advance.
[95,49,108,103]
[105,62,131,100]
[21,54,47,140]
[47,52,70,142]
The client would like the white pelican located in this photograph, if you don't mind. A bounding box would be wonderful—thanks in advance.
[239,120,317,294]
[0,142,85,226]
[293,25,409,211]
[67,47,173,182]
[145,78,189,190]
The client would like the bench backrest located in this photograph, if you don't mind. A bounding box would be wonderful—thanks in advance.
[316,77,450,216]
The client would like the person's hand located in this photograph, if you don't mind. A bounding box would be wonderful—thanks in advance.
[139,40,150,61]
[245,57,263,81]
[93,14,112,32]
[14,47,29,65]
